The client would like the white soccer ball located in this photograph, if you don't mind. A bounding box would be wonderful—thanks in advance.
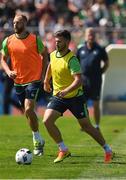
[15,148,33,165]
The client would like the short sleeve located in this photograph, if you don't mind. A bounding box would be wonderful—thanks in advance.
[1,37,8,56]
[68,56,81,74]
[36,36,44,54]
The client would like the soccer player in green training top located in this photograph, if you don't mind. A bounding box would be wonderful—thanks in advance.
[43,30,113,163]
[1,14,48,156]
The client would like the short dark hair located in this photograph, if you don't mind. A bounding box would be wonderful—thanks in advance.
[54,30,71,41]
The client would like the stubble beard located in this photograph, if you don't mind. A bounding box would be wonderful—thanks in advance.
[56,44,66,53]
[14,26,24,34]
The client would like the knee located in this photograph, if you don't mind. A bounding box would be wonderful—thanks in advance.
[43,109,58,127]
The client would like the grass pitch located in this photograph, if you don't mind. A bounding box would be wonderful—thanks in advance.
[0,115,126,179]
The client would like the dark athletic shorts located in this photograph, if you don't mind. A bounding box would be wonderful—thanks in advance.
[47,95,89,119]
[15,81,41,107]
[83,78,102,101]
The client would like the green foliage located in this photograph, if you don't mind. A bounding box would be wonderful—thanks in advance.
[0,115,126,179]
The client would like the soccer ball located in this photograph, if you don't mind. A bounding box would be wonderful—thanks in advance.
[15,148,33,165]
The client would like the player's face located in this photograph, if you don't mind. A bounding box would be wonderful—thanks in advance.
[55,36,68,52]
[13,16,25,34]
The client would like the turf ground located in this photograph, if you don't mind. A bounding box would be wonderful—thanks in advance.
[0,115,126,179]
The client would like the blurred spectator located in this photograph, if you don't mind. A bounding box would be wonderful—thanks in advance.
[110,3,126,28]
[34,0,56,18]
[72,15,83,31]
[0,0,126,47]
[15,0,38,27]
[0,29,5,43]
[77,27,109,129]
[67,0,85,22]
[84,8,98,27]
[38,12,55,37]
[95,27,109,46]
[69,39,77,53]
[43,31,55,53]
[54,16,66,32]
[91,0,109,26]
[0,0,16,31]
[54,0,68,18]
[68,0,84,14]
[110,29,125,44]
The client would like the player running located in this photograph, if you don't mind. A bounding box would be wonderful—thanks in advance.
[1,14,48,156]
[43,30,113,163]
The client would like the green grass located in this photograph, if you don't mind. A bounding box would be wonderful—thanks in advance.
[0,115,126,179]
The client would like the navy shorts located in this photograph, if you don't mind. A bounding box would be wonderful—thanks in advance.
[15,81,41,107]
[83,78,102,101]
[83,84,101,101]
[47,95,89,119]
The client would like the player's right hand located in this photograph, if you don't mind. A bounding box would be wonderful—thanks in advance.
[43,81,52,93]
[8,71,17,79]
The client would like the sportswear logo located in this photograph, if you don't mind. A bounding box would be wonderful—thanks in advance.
[81,50,85,55]
[31,93,35,97]
[80,112,84,116]
[93,50,97,55]
[47,102,52,107]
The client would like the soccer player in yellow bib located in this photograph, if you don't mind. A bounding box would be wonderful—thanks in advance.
[43,30,113,163]
[1,14,48,156]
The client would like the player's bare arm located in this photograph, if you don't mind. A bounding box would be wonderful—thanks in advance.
[101,58,109,74]
[41,46,48,80]
[1,53,17,79]
[44,63,52,93]
[56,73,82,98]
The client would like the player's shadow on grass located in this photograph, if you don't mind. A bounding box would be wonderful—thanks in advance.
[47,154,98,157]
[115,153,126,158]
[47,153,126,165]
[110,153,126,165]
[66,154,104,164]
[47,154,97,164]
[111,161,126,165]
[71,154,103,158]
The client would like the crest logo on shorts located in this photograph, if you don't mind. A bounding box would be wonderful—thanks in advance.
[93,50,97,55]
[47,102,52,107]
[80,112,84,116]
[81,50,85,55]
[31,93,35,97]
